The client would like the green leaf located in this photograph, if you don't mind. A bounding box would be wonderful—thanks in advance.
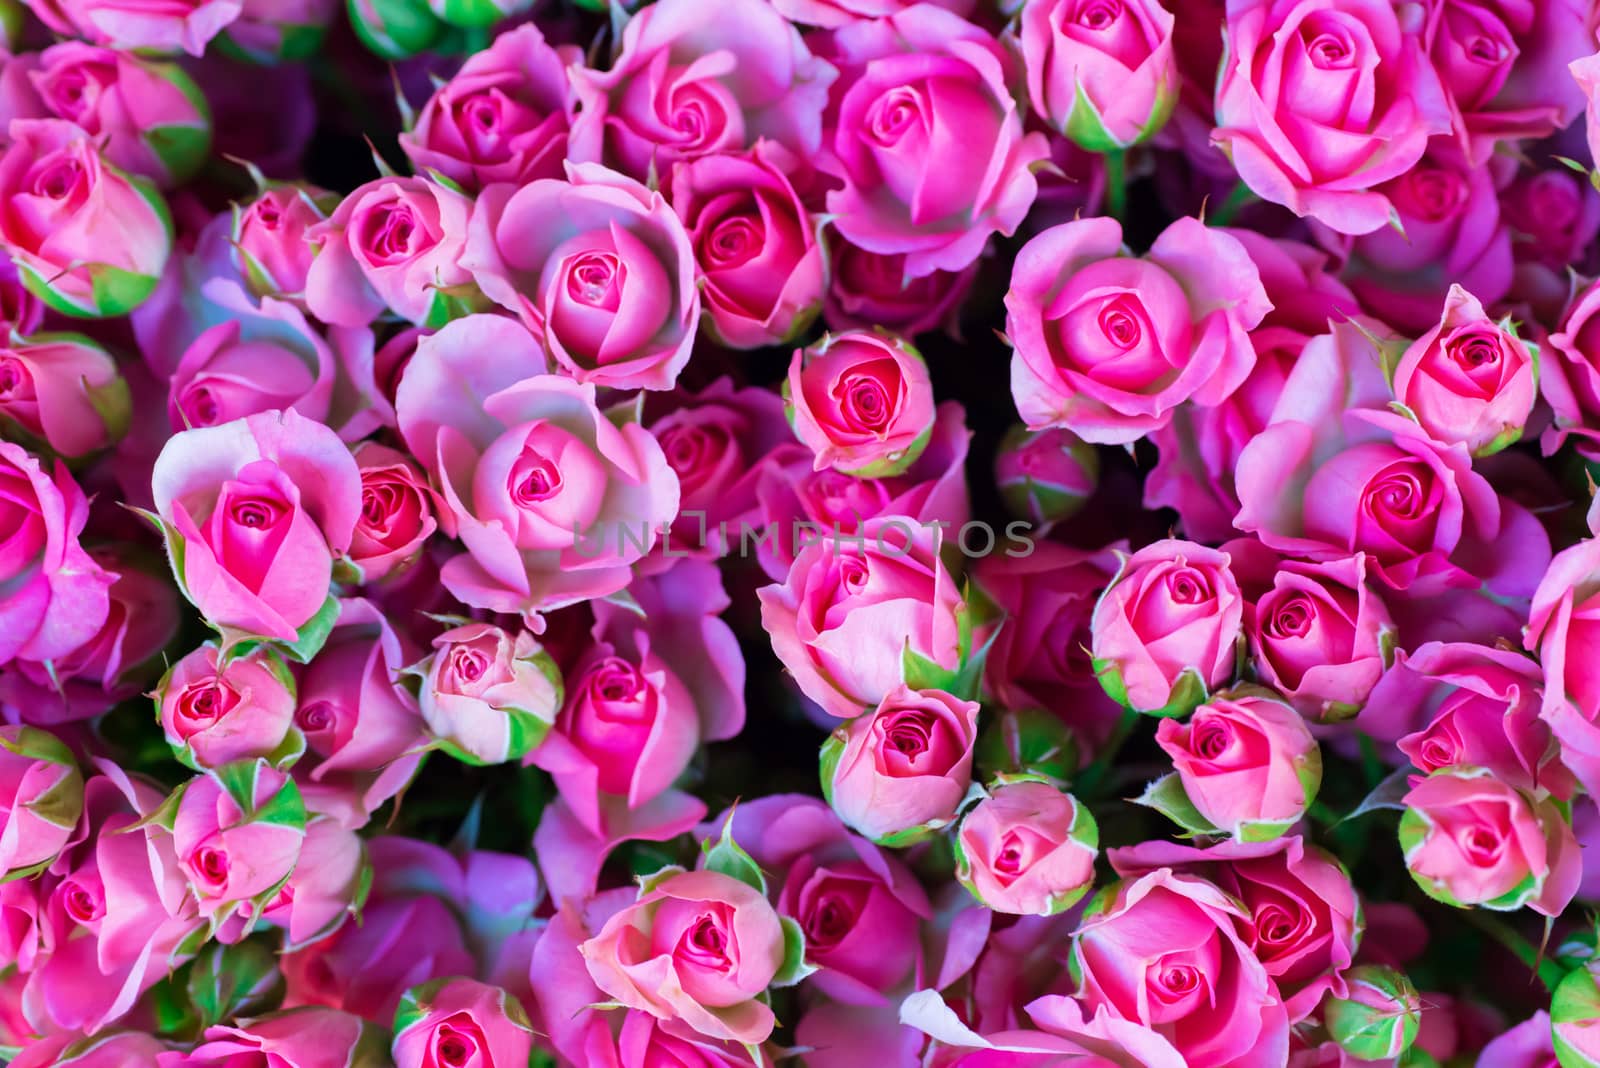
[701,820,766,895]
[771,915,817,987]
[186,938,284,1028]
[144,124,212,185]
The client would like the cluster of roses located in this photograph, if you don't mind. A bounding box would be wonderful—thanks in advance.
[10,0,1600,1066]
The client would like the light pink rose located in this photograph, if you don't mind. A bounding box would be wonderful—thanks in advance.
[1109,835,1361,1022]
[346,441,437,583]
[1006,216,1270,445]
[157,643,298,769]
[757,514,963,719]
[0,333,127,457]
[1214,0,1451,235]
[1088,539,1244,717]
[0,725,81,879]
[1523,536,1600,796]
[1154,689,1321,839]
[580,868,787,1045]
[155,1007,385,1068]
[822,6,1047,278]
[399,24,577,191]
[824,685,978,845]
[392,977,535,1068]
[567,0,836,180]
[955,780,1097,916]
[23,0,240,54]
[0,440,114,666]
[305,175,473,328]
[786,330,936,477]
[1399,767,1579,916]
[1068,869,1290,1068]
[232,184,332,303]
[0,119,172,318]
[166,301,335,434]
[901,990,1187,1068]
[150,408,360,643]
[462,164,697,391]
[1017,0,1177,149]
[416,622,560,765]
[823,228,977,338]
[395,315,679,619]
[669,141,825,350]
[170,760,305,921]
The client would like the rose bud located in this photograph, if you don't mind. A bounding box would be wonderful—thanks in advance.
[1148,689,1321,841]
[392,978,535,1068]
[1007,216,1269,445]
[995,424,1099,528]
[0,119,171,318]
[149,407,360,649]
[822,685,979,846]
[1089,539,1245,718]
[413,622,562,766]
[346,441,437,583]
[1556,963,1600,1068]
[0,725,82,879]
[1324,966,1422,1063]
[305,175,474,329]
[165,758,306,925]
[232,184,336,303]
[167,304,336,434]
[1399,767,1579,916]
[1390,285,1537,456]
[1248,555,1396,723]
[785,330,936,478]
[1017,0,1177,150]
[955,779,1098,916]
[156,643,299,770]
[221,0,338,62]
[345,0,445,59]
[398,24,575,190]
[579,867,791,1046]
[823,230,977,339]
[0,333,129,457]
[11,1033,167,1068]
[158,1006,391,1068]
[670,141,826,351]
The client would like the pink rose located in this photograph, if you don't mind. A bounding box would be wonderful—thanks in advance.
[1109,835,1361,1022]
[305,175,473,328]
[1215,0,1451,235]
[1399,767,1579,916]
[823,684,978,846]
[166,302,335,434]
[0,119,172,318]
[169,759,305,922]
[157,643,298,769]
[823,229,977,338]
[1575,51,1600,177]
[0,725,82,879]
[0,441,114,666]
[901,990,1187,1068]
[395,315,680,619]
[778,851,929,1007]
[1089,539,1244,717]
[822,6,1047,278]
[786,330,936,477]
[23,0,240,54]
[232,184,333,303]
[156,1007,386,1068]
[0,252,42,337]
[1523,536,1600,796]
[995,425,1099,528]
[258,815,368,951]
[1006,216,1270,445]
[13,1032,168,1068]
[462,164,697,391]
[416,622,560,765]
[772,0,976,27]
[392,978,535,1068]
[1069,869,1290,1068]
[1017,0,1177,149]
[567,0,835,179]
[220,0,337,62]
[669,141,825,350]
[399,24,577,191]
[0,333,128,457]
[1152,689,1322,840]
[1540,277,1600,457]
[150,408,360,644]
[1474,1012,1558,1068]
[345,441,437,583]
[758,514,963,719]
[955,780,1098,916]
[580,868,788,1045]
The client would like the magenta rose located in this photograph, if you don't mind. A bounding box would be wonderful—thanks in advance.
[822,6,1047,278]
[0,725,82,880]
[12,1033,168,1068]
[150,408,360,644]
[345,441,437,583]
[823,684,978,846]
[1214,0,1452,234]
[0,440,114,666]
[399,24,577,191]
[0,333,128,457]
[305,175,473,328]
[1110,835,1361,1022]
[823,229,977,338]
[1089,539,1244,718]
[156,1008,386,1068]
[669,141,825,350]
[785,329,936,477]
[567,0,835,179]
[1522,536,1600,796]
[24,0,240,54]
[0,119,172,318]
[1007,216,1270,445]
[1069,869,1290,1068]
[955,780,1098,916]
[168,759,305,926]
[1248,555,1396,723]
[395,315,679,619]
[416,622,560,765]
[1017,0,1177,149]
[0,253,43,338]
[1473,1012,1558,1068]
[391,977,535,1068]
[995,425,1099,528]
[232,184,334,303]
[462,164,698,392]
[157,643,299,769]
[166,301,335,435]
[1540,277,1600,457]
[772,0,976,26]
[1575,51,1600,182]
[758,513,963,719]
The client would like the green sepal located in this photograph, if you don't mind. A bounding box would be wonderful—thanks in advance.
[1132,773,1220,838]
[187,937,285,1028]
[144,123,212,186]
[975,707,1078,784]
[702,820,766,895]
[346,0,446,59]
[818,728,846,806]
[636,864,687,897]
[770,915,816,988]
